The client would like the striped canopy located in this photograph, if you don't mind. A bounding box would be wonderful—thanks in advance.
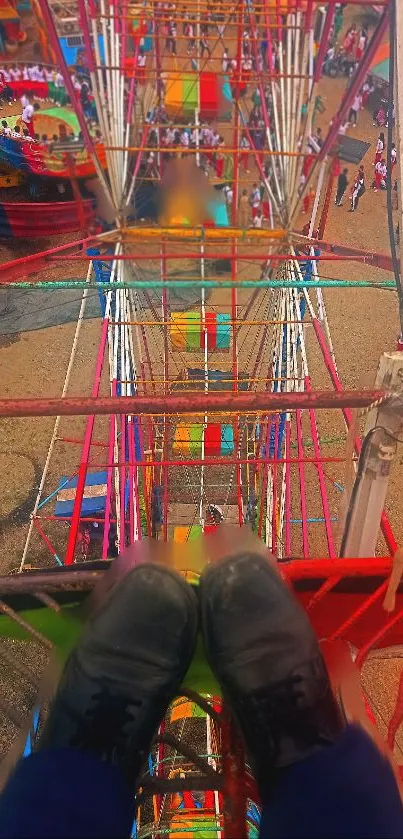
[370,41,389,83]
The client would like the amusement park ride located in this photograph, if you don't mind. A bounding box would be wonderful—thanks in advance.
[2,0,403,835]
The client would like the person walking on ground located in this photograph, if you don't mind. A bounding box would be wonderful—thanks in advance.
[222,47,230,73]
[0,68,13,108]
[21,97,39,138]
[252,207,263,229]
[355,26,368,61]
[1,547,403,839]
[349,165,365,212]
[199,36,211,58]
[348,92,361,127]
[185,20,196,53]
[238,188,250,227]
[250,182,261,219]
[373,132,385,166]
[240,132,250,173]
[391,142,397,171]
[343,23,356,57]
[373,158,387,192]
[335,167,349,206]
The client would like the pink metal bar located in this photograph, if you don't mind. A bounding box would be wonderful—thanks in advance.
[296,409,309,558]
[305,375,335,557]
[285,420,292,556]
[312,317,397,555]
[102,379,117,560]
[119,411,127,554]
[64,317,109,565]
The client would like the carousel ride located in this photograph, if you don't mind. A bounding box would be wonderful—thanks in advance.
[1,0,403,835]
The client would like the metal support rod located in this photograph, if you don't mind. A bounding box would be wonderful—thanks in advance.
[2,280,396,291]
[0,390,388,418]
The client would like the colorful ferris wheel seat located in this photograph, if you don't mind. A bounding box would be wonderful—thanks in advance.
[54,471,107,517]
[170,312,231,351]
[173,524,203,543]
[164,71,233,120]
[170,367,249,392]
[173,423,234,456]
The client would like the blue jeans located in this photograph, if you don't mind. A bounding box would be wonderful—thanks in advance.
[0,725,402,838]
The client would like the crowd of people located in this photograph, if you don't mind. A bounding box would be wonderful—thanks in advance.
[317,9,398,216]
[0,62,96,119]
[0,5,397,230]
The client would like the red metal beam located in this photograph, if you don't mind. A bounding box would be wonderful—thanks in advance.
[294,234,393,273]
[44,252,386,263]
[0,390,387,418]
[281,557,393,581]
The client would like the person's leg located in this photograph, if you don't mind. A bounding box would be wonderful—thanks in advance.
[259,723,403,839]
[0,563,198,839]
[200,552,403,839]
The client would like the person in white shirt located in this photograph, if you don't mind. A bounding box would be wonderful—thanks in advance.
[22,66,29,81]
[250,183,261,218]
[201,124,212,144]
[180,129,189,147]
[222,48,229,73]
[373,132,385,165]
[240,133,250,173]
[212,130,220,148]
[1,120,11,136]
[137,49,146,83]
[55,72,64,88]
[2,68,11,82]
[21,99,36,137]
[35,65,46,82]
[71,73,82,91]
[28,65,38,81]
[20,93,29,109]
[253,209,263,228]
[373,159,387,192]
[45,67,54,83]
[9,65,21,82]
[348,93,362,127]
[223,184,233,208]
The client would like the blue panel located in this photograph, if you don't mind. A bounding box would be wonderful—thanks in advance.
[220,424,234,454]
[54,471,107,517]
[216,313,230,349]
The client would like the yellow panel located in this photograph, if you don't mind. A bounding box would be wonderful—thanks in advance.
[170,698,194,721]
[174,526,192,543]
[0,172,23,187]
[173,424,191,454]
[170,313,188,350]
[165,74,183,114]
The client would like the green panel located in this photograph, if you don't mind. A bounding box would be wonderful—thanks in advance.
[41,107,80,134]
[186,311,201,350]
[0,599,221,696]
[190,424,203,457]
[0,603,82,662]
[183,75,198,114]
[182,635,220,696]
[188,525,203,541]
